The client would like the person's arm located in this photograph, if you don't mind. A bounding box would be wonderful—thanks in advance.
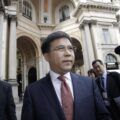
[92,80,112,120]
[21,86,34,120]
[7,84,17,120]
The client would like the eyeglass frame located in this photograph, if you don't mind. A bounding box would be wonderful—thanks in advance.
[50,45,77,53]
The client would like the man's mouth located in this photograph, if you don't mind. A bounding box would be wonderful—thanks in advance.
[63,60,73,63]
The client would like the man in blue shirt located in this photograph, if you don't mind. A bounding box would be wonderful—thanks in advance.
[92,59,120,120]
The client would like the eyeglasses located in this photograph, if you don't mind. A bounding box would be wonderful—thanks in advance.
[50,45,77,52]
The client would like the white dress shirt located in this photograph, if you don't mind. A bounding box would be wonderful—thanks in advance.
[102,71,107,91]
[50,70,74,105]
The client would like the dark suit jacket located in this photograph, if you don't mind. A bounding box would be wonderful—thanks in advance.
[21,73,111,120]
[96,72,120,120]
[0,81,17,120]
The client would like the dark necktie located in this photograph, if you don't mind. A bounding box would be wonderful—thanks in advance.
[58,76,73,120]
[100,76,105,91]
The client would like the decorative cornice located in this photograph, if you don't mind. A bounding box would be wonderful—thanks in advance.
[79,19,97,28]
[116,10,120,22]
[9,14,17,20]
[74,2,119,17]
[38,24,55,30]
[83,19,97,24]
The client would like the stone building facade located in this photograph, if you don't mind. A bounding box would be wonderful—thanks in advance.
[0,0,120,101]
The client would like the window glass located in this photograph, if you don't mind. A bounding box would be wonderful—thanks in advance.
[106,54,116,63]
[22,1,32,20]
[102,28,111,44]
[59,5,70,22]
[105,54,118,70]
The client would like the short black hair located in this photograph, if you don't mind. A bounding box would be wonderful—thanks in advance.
[41,31,72,54]
[114,46,120,55]
[92,59,104,66]
[87,68,95,74]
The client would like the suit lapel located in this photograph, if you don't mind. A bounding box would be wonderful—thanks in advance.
[71,73,87,119]
[40,74,66,120]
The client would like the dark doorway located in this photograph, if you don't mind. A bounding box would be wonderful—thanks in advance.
[17,73,22,101]
[28,67,37,84]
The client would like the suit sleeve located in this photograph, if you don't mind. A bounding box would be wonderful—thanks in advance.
[7,84,17,120]
[110,72,120,88]
[21,86,34,120]
[92,80,112,120]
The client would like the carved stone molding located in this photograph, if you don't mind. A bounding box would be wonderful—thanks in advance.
[79,19,97,29]
[9,14,17,21]
[38,24,55,30]
[74,2,119,17]
[8,15,18,26]
[116,10,120,22]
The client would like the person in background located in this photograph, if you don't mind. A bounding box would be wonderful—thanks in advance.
[114,45,120,55]
[87,68,97,79]
[0,80,17,120]
[21,31,111,120]
[92,59,120,120]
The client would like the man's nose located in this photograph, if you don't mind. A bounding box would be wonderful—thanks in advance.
[64,48,72,55]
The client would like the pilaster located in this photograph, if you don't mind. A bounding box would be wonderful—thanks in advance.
[6,3,19,101]
[1,14,8,80]
[8,15,18,102]
[80,20,95,73]
[8,15,17,77]
[89,21,99,59]
[0,10,4,79]
[81,27,89,75]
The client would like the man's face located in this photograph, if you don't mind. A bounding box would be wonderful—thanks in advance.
[92,61,105,76]
[44,38,75,75]
[88,72,95,79]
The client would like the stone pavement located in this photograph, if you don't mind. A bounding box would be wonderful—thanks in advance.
[16,102,22,120]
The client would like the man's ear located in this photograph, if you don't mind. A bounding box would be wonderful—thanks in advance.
[43,53,49,62]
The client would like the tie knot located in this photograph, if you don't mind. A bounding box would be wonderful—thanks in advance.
[101,76,104,80]
[58,76,65,82]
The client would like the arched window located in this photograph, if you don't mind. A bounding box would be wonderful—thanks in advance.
[106,54,116,63]
[59,5,70,22]
[22,1,32,20]
[105,54,118,70]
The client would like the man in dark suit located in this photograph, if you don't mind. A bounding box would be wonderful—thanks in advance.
[0,80,17,120]
[21,31,111,120]
[92,59,120,120]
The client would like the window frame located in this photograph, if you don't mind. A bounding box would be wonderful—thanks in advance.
[22,1,32,20]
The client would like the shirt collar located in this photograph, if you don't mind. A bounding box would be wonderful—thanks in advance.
[50,70,71,82]
[102,71,107,79]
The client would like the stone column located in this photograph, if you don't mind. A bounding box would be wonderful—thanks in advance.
[8,16,17,79]
[36,56,40,80]
[40,37,50,78]
[40,55,49,78]
[8,15,18,102]
[90,23,99,59]
[0,10,4,79]
[80,20,95,74]
[116,10,120,33]
[1,15,8,80]
[81,27,89,75]
[23,61,27,91]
